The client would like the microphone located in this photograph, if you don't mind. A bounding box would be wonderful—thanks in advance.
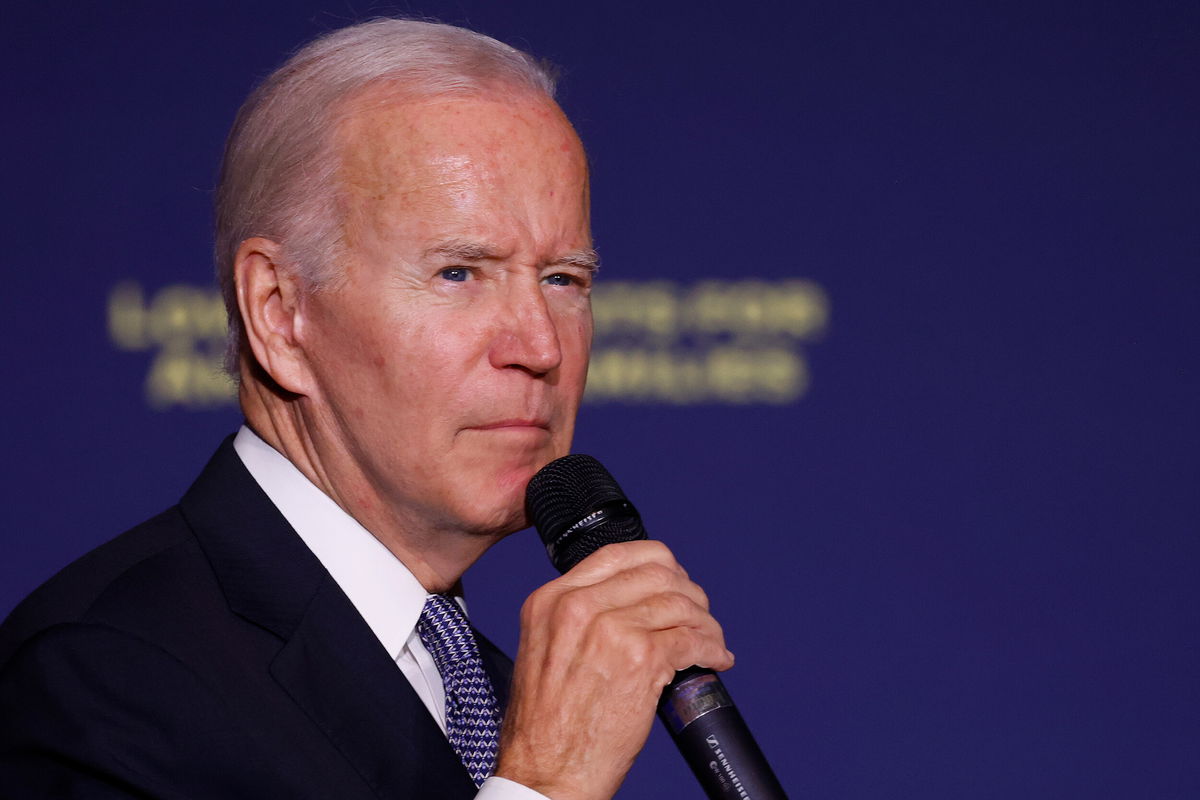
[525,454,788,800]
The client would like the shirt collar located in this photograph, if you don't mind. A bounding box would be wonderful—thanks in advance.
[232,424,432,660]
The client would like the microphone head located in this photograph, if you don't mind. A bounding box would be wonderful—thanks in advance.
[526,454,647,573]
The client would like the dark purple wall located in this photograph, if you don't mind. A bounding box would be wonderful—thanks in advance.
[3,2,1197,796]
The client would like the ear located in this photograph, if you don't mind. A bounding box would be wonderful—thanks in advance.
[234,237,315,395]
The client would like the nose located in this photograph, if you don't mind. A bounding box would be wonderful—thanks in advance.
[488,278,563,376]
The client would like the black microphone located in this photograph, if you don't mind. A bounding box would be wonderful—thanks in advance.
[525,454,788,800]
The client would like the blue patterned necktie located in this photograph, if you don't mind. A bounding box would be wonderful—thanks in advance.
[416,593,503,787]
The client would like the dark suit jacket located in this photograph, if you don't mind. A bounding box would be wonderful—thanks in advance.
[0,437,513,798]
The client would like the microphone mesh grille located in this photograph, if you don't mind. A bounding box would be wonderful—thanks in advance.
[526,454,647,572]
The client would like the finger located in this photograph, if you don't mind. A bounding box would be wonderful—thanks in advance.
[595,595,733,668]
[556,540,684,587]
[654,623,736,673]
[579,560,711,613]
[593,614,733,683]
[623,589,718,634]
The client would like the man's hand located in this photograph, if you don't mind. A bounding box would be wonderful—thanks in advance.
[494,540,734,800]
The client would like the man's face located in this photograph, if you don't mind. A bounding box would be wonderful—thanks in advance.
[297,91,593,539]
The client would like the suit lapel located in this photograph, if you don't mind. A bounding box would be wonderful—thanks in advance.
[179,438,478,799]
[271,578,477,799]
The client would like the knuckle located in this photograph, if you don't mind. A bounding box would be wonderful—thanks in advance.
[708,617,727,646]
[580,541,638,574]
[660,590,695,617]
[556,588,594,626]
[642,539,674,563]
[671,632,702,670]
[622,634,654,671]
[519,589,547,625]
[638,561,677,588]
[593,608,625,640]
[689,629,723,669]
[589,545,625,571]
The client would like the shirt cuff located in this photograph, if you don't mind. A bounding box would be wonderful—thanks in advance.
[476,775,552,800]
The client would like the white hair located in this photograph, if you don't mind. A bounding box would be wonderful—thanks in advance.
[214,18,558,373]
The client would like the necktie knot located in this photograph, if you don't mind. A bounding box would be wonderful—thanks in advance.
[417,594,502,787]
[419,594,481,672]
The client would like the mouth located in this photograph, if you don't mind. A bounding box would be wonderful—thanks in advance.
[469,419,552,432]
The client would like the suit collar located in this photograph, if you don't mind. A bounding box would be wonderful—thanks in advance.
[179,435,325,640]
[178,436,502,799]
[232,426,432,664]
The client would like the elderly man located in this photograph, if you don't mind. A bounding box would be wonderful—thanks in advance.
[0,18,731,800]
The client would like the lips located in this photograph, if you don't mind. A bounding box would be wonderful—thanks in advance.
[469,418,551,431]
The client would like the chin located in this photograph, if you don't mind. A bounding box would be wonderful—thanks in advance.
[448,444,563,536]
[449,481,530,538]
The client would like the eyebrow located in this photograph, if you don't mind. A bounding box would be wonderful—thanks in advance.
[425,240,600,273]
[424,240,503,262]
[552,249,601,274]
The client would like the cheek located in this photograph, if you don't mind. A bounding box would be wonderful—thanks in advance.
[561,310,593,371]
[385,313,485,401]
[304,290,389,360]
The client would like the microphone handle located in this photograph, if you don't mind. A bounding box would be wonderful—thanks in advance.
[658,666,788,799]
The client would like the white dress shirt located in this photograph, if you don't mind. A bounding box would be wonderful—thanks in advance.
[233,426,545,800]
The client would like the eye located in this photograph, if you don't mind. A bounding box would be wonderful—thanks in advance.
[543,273,575,287]
[440,267,471,282]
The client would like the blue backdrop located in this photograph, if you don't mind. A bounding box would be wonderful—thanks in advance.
[3,2,1197,797]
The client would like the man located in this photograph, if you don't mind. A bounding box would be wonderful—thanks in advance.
[0,18,731,799]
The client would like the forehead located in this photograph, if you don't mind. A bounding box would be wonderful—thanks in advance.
[334,89,589,225]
